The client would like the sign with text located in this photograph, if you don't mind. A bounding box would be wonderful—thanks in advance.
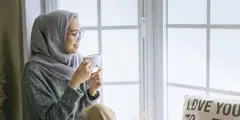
[182,95,240,120]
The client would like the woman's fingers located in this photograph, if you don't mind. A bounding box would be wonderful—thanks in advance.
[84,60,92,69]
[91,71,99,77]
[93,76,102,81]
[88,75,101,81]
[91,72,101,78]
[81,59,88,65]
[95,80,101,83]
[78,59,88,70]
[96,65,102,72]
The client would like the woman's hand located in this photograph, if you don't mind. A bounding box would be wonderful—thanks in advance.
[88,66,102,96]
[70,59,92,89]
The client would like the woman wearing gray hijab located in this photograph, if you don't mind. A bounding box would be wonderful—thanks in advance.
[22,10,102,120]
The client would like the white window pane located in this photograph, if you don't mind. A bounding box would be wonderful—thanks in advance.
[211,0,240,24]
[101,0,138,26]
[209,93,240,100]
[210,29,240,92]
[102,30,139,82]
[168,0,207,24]
[168,28,206,86]
[78,30,98,56]
[103,85,139,120]
[168,86,206,120]
[59,0,97,26]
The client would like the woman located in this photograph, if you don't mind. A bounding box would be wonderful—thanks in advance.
[81,104,116,120]
[22,10,102,120]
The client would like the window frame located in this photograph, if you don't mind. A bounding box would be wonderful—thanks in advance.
[45,0,157,119]
[151,0,166,120]
[165,0,240,96]
[164,0,240,120]
[47,0,240,119]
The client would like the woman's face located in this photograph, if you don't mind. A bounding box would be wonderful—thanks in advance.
[65,17,81,54]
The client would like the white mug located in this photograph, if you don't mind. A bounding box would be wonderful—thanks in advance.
[83,54,102,68]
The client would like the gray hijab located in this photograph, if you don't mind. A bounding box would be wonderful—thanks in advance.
[28,10,82,80]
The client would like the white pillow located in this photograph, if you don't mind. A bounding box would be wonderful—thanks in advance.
[182,95,240,120]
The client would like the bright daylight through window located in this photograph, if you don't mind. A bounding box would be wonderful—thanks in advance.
[57,0,141,120]
[166,0,240,120]
[45,0,240,120]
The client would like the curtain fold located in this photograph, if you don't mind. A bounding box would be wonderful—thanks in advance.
[0,0,26,119]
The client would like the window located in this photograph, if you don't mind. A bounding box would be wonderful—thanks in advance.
[43,0,240,120]
[165,0,240,120]
[55,0,142,120]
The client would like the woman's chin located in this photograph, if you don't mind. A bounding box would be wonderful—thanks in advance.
[72,50,78,54]
[74,47,79,52]
[72,49,78,53]
[67,49,78,54]
[66,46,79,54]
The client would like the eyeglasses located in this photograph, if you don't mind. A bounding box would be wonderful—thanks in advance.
[75,28,85,42]
[67,28,85,42]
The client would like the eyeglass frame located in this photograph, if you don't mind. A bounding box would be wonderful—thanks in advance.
[66,28,85,42]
